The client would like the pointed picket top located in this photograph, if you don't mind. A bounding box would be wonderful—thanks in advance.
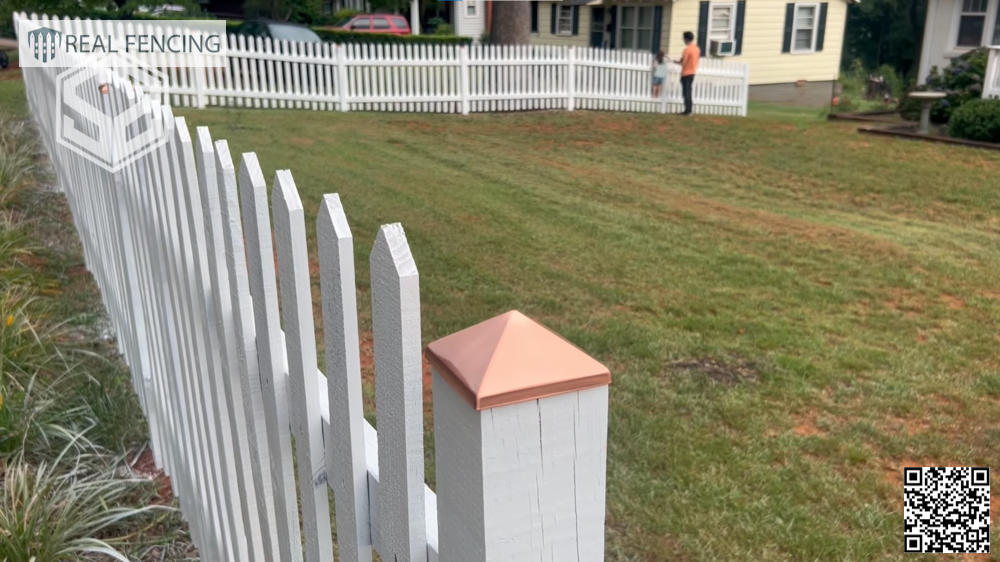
[372,223,418,279]
[426,310,611,411]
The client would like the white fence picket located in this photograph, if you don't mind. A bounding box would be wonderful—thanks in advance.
[238,153,306,562]
[272,171,336,562]
[214,140,282,561]
[371,224,426,562]
[318,194,374,562]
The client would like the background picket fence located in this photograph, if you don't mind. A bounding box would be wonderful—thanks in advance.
[16,11,613,562]
[18,13,749,117]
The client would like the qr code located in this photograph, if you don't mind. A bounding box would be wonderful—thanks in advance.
[904,466,990,553]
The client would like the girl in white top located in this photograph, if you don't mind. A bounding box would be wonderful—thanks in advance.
[651,50,668,98]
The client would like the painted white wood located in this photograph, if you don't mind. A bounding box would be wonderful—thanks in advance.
[144,107,214,554]
[238,152,306,562]
[317,194,373,562]
[432,371,485,562]
[214,140,282,561]
[434,373,609,562]
[198,132,268,562]
[171,117,234,560]
[337,44,350,111]
[370,224,426,562]
[272,170,335,562]
[192,127,253,561]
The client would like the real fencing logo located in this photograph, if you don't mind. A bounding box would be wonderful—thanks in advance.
[55,55,170,172]
[17,17,225,171]
[27,26,62,63]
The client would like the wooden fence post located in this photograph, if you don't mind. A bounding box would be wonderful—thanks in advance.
[741,63,749,116]
[459,46,471,115]
[337,44,350,112]
[567,46,576,111]
[428,310,611,562]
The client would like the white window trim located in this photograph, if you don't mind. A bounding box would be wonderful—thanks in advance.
[993,0,1000,45]
[556,5,574,36]
[467,0,476,17]
[615,5,655,50]
[790,2,819,54]
[949,0,998,50]
[707,2,737,43]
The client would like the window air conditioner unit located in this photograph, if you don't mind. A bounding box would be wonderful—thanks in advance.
[710,40,735,57]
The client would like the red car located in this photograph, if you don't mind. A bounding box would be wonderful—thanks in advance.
[336,14,411,35]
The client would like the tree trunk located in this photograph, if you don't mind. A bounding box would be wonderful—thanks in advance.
[491,1,531,44]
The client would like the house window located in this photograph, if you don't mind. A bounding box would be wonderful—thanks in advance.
[993,5,1000,44]
[556,5,574,35]
[618,5,655,50]
[467,0,476,17]
[709,2,736,42]
[792,3,818,52]
[957,0,988,46]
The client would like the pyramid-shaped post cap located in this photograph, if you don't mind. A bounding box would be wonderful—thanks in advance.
[426,310,611,411]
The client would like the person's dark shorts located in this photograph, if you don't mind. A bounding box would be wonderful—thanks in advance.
[652,76,664,86]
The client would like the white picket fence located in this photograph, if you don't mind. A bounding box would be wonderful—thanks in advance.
[985,47,1000,100]
[17,13,749,116]
[16,11,613,562]
[189,38,749,116]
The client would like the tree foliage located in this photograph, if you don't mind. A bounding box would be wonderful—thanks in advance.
[841,0,927,81]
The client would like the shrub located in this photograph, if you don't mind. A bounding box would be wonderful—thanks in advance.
[948,98,1000,143]
[313,28,472,45]
[901,47,989,123]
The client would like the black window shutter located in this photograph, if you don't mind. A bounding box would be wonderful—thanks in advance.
[551,4,556,34]
[782,3,794,53]
[652,5,663,53]
[697,1,709,55]
[815,2,828,51]
[572,6,580,35]
[531,1,539,33]
[735,1,746,54]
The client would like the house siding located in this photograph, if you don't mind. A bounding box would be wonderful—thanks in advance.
[452,0,487,40]
[668,0,848,86]
[532,2,593,46]
[918,0,1000,84]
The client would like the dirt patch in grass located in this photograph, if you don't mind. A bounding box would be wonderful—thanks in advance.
[939,294,965,310]
[668,357,761,385]
[881,414,930,437]
[792,410,826,437]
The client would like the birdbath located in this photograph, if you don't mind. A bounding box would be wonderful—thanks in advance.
[908,91,946,134]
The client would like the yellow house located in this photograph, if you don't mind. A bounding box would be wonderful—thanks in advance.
[453,0,851,106]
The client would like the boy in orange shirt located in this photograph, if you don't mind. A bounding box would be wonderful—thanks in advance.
[674,31,700,115]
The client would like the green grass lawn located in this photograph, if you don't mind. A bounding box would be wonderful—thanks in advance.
[3,77,998,561]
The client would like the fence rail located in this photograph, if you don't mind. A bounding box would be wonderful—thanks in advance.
[985,47,1000,100]
[16,11,613,562]
[17,13,749,116]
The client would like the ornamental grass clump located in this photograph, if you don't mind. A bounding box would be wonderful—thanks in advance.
[0,443,166,562]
